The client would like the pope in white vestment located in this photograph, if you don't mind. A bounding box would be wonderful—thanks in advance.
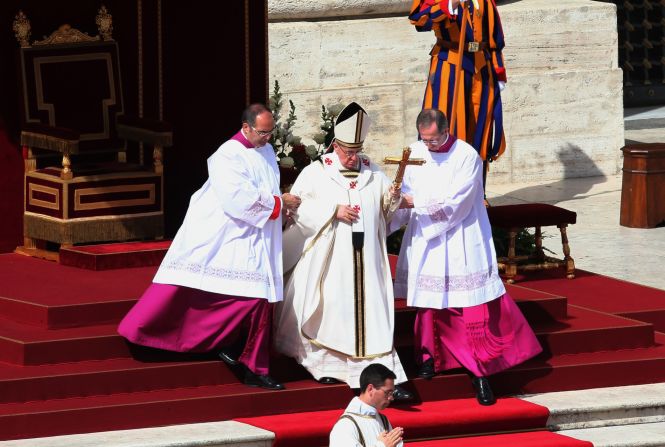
[391,109,541,405]
[275,103,408,390]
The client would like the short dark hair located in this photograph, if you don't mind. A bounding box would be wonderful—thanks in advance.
[241,103,272,127]
[416,109,448,134]
[359,364,396,393]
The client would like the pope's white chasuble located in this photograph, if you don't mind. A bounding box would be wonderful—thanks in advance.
[276,152,406,386]
[153,138,284,302]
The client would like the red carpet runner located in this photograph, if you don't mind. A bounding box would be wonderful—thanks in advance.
[410,431,592,446]
[236,398,550,447]
[59,240,171,270]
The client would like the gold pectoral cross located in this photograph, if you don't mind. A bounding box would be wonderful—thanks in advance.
[383,147,426,190]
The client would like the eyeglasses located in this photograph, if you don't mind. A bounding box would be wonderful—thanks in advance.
[377,387,395,398]
[420,132,448,145]
[252,126,275,137]
[338,148,363,158]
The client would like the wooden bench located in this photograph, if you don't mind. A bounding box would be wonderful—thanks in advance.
[487,203,577,283]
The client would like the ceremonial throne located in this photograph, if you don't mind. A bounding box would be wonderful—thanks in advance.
[13,7,172,249]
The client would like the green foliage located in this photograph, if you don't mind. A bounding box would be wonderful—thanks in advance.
[269,80,300,159]
[318,104,339,152]
[491,227,536,257]
[268,80,342,170]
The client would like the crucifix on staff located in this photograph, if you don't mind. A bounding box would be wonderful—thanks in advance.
[384,147,426,191]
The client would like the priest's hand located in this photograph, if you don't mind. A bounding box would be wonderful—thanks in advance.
[400,194,414,209]
[336,205,359,224]
[378,427,403,447]
[281,193,301,212]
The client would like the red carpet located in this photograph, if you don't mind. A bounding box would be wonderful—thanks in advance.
[0,253,664,441]
[520,269,665,332]
[59,241,171,270]
[236,398,550,447]
[0,253,155,328]
[411,431,592,447]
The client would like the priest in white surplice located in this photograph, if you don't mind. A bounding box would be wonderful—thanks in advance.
[119,104,301,390]
[391,109,542,405]
[329,364,404,447]
[275,103,411,400]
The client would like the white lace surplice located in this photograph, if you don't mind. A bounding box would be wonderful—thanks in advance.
[392,140,505,309]
[153,139,284,302]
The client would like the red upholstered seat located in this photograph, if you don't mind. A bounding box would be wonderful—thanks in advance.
[488,203,577,228]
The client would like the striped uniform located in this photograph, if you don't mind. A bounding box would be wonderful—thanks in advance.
[410,0,507,161]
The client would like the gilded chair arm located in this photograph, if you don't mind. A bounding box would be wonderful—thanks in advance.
[117,116,173,147]
[20,123,80,154]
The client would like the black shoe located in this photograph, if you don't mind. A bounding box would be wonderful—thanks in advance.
[244,370,285,390]
[392,385,414,402]
[318,376,340,385]
[472,376,496,406]
[217,349,239,367]
[417,358,436,380]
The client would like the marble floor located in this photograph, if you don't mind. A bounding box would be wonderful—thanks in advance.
[486,173,665,291]
[486,108,665,291]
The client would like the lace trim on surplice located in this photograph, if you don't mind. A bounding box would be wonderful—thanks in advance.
[396,266,498,293]
[162,260,270,284]
[244,195,274,218]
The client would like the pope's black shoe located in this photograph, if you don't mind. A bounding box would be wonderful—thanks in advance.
[417,358,436,380]
[318,376,340,385]
[244,369,285,390]
[392,385,414,402]
[217,349,239,367]
[472,376,496,406]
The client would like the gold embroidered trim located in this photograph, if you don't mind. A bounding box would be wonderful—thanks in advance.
[21,131,78,154]
[33,24,99,46]
[302,331,393,360]
[353,247,366,357]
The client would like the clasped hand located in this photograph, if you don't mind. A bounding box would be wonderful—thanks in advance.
[378,427,403,447]
[281,193,301,213]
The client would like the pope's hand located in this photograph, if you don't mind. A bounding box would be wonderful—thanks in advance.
[389,185,401,201]
[378,427,403,447]
[336,205,359,224]
[281,193,301,212]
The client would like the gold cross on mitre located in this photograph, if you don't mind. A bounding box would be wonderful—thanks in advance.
[383,147,425,190]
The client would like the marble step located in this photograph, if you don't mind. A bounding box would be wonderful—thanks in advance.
[0,421,273,447]
[560,421,665,447]
[521,383,665,430]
